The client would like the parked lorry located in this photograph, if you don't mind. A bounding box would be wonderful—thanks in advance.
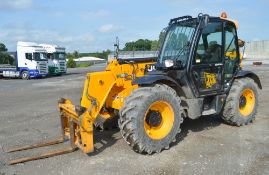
[0,41,48,80]
[40,44,67,75]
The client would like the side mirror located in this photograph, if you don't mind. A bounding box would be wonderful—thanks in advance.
[238,39,245,47]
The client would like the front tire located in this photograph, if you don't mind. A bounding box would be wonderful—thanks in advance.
[21,71,29,80]
[119,84,183,154]
[222,78,258,126]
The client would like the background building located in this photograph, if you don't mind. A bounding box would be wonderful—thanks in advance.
[72,56,105,65]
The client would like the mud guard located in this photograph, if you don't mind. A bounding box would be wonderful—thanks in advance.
[133,74,186,97]
[235,70,262,89]
[133,74,178,86]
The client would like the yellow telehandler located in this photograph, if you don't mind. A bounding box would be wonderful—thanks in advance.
[7,13,261,164]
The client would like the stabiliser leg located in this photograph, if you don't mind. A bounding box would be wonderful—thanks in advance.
[6,117,77,165]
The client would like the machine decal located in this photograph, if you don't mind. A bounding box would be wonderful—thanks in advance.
[204,72,217,88]
[146,65,156,72]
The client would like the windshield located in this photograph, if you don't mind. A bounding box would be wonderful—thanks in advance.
[159,22,197,65]
[54,52,66,60]
[33,52,48,61]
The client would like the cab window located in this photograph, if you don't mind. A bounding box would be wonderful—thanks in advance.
[194,22,223,64]
[224,23,238,80]
[225,24,237,57]
[25,53,32,60]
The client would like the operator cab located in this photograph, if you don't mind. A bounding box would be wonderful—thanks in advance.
[156,13,241,97]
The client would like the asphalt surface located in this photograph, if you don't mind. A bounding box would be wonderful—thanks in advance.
[0,64,268,175]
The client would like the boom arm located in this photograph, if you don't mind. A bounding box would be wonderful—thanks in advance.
[58,59,155,153]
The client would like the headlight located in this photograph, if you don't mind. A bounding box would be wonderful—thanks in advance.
[164,59,174,68]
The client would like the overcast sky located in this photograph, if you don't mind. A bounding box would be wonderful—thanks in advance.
[0,0,268,52]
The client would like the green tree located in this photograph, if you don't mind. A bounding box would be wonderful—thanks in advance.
[67,57,76,68]
[0,43,14,65]
[157,30,166,49]
[123,41,135,51]
[73,50,79,58]
[151,40,159,51]
[101,49,111,60]
[0,52,14,65]
[66,53,74,59]
[136,39,151,51]
[122,36,167,51]
[0,43,8,52]
[123,39,152,51]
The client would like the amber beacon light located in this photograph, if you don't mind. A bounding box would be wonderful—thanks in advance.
[221,12,227,18]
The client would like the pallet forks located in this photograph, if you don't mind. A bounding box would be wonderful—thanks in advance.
[6,137,76,165]
[6,98,93,165]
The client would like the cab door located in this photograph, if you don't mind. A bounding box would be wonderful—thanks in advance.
[190,21,224,96]
[223,21,240,86]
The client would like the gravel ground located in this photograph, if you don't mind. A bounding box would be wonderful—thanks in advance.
[0,64,268,175]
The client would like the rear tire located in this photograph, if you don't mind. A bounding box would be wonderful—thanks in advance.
[21,71,29,80]
[119,84,183,154]
[222,78,258,126]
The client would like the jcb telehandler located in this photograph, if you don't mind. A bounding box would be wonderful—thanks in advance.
[7,13,262,164]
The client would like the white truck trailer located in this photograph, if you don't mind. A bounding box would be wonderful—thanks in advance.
[0,41,48,79]
[40,44,67,75]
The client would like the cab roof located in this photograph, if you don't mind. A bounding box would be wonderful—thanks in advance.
[169,14,238,29]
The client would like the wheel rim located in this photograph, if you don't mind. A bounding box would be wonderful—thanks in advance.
[144,101,174,140]
[239,88,255,117]
[22,72,28,79]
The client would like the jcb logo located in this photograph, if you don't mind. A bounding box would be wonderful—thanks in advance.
[204,72,217,88]
[146,65,156,72]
